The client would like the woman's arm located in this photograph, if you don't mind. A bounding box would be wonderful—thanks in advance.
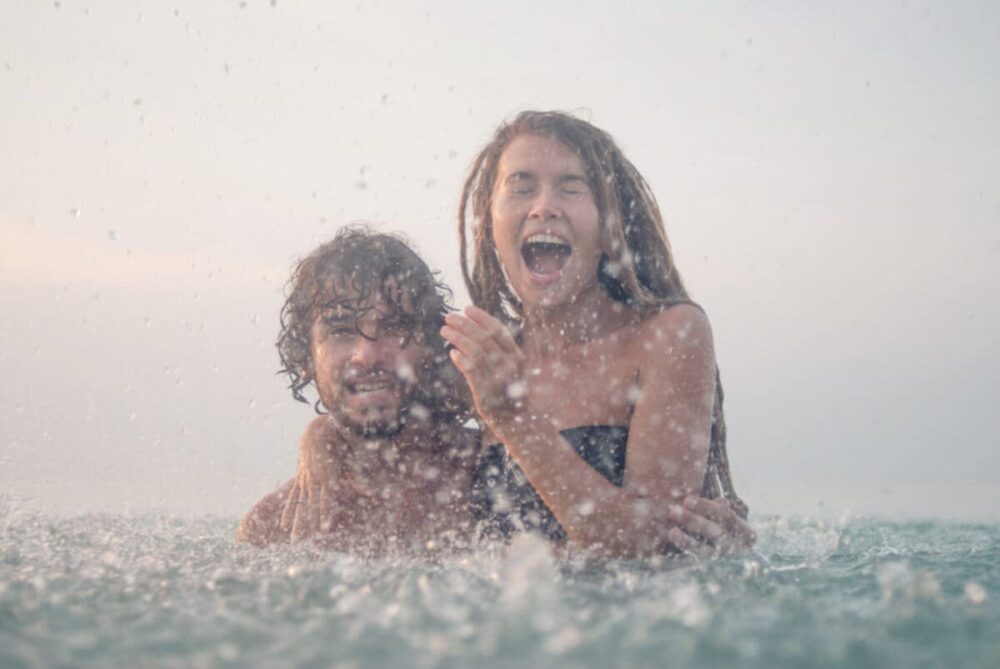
[620,304,717,518]
[442,305,717,557]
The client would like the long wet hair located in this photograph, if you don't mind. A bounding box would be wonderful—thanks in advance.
[277,225,469,423]
[458,111,747,518]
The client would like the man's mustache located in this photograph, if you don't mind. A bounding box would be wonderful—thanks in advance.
[340,364,416,387]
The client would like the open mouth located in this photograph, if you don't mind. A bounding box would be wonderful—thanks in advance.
[346,377,395,396]
[521,233,572,277]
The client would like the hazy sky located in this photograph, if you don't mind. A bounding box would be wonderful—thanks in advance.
[2,0,998,520]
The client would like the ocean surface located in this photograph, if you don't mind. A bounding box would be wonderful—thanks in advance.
[1,505,997,669]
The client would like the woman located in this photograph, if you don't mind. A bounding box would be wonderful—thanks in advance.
[442,111,749,558]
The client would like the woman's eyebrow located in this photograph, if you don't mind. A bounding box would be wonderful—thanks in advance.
[558,174,589,185]
[504,170,535,183]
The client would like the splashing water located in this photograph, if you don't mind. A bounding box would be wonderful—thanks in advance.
[1,504,997,668]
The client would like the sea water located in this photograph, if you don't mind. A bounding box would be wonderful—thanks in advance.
[2,505,997,669]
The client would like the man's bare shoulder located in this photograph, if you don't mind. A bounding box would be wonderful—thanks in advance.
[235,478,294,546]
[302,414,338,446]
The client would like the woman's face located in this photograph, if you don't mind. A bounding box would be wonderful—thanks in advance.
[490,133,604,311]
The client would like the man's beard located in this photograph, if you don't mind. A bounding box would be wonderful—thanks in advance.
[328,362,426,439]
[334,404,410,439]
[328,382,413,439]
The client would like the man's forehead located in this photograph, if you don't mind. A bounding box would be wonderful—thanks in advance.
[316,279,418,317]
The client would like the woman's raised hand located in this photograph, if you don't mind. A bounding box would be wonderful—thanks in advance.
[441,306,527,434]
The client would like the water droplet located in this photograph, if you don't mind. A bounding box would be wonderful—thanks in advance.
[506,380,526,399]
[69,208,81,218]
[965,581,987,604]
[108,230,118,241]
[627,384,642,403]
[410,403,430,421]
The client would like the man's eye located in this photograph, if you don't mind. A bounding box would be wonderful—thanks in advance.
[325,325,355,338]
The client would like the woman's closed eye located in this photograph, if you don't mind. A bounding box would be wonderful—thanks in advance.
[504,172,536,195]
[558,177,590,196]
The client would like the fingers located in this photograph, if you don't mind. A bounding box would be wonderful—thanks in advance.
[683,496,756,547]
[665,527,714,559]
[294,478,322,542]
[443,309,521,360]
[681,496,734,525]
[669,504,724,542]
[317,484,333,533]
[442,309,526,422]
[672,497,755,555]
[462,306,521,356]
[279,480,302,533]
[441,324,487,364]
[449,347,472,377]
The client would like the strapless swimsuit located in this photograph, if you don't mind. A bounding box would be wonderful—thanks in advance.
[470,425,629,542]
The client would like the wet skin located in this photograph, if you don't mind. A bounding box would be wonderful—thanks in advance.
[237,299,476,554]
[239,248,751,556]
[441,133,750,558]
[239,295,751,556]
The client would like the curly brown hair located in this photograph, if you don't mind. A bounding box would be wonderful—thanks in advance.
[457,110,747,518]
[277,225,469,422]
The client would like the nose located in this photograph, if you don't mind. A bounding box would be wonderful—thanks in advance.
[528,186,562,221]
[349,335,385,367]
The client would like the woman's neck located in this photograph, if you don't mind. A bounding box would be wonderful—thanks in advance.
[519,285,636,357]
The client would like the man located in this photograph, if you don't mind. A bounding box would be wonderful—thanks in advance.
[237,227,477,554]
[238,226,753,556]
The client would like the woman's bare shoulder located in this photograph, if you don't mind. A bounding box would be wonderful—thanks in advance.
[634,303,713,348]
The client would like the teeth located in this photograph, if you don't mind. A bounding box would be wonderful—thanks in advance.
[354,381,390,392]
[524,233,569,246]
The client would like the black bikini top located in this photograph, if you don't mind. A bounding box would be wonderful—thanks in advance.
[470,425,628,542]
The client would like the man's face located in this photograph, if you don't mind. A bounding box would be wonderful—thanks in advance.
[309,290,427,438]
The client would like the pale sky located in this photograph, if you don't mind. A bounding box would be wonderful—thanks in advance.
[2,0,998,520]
